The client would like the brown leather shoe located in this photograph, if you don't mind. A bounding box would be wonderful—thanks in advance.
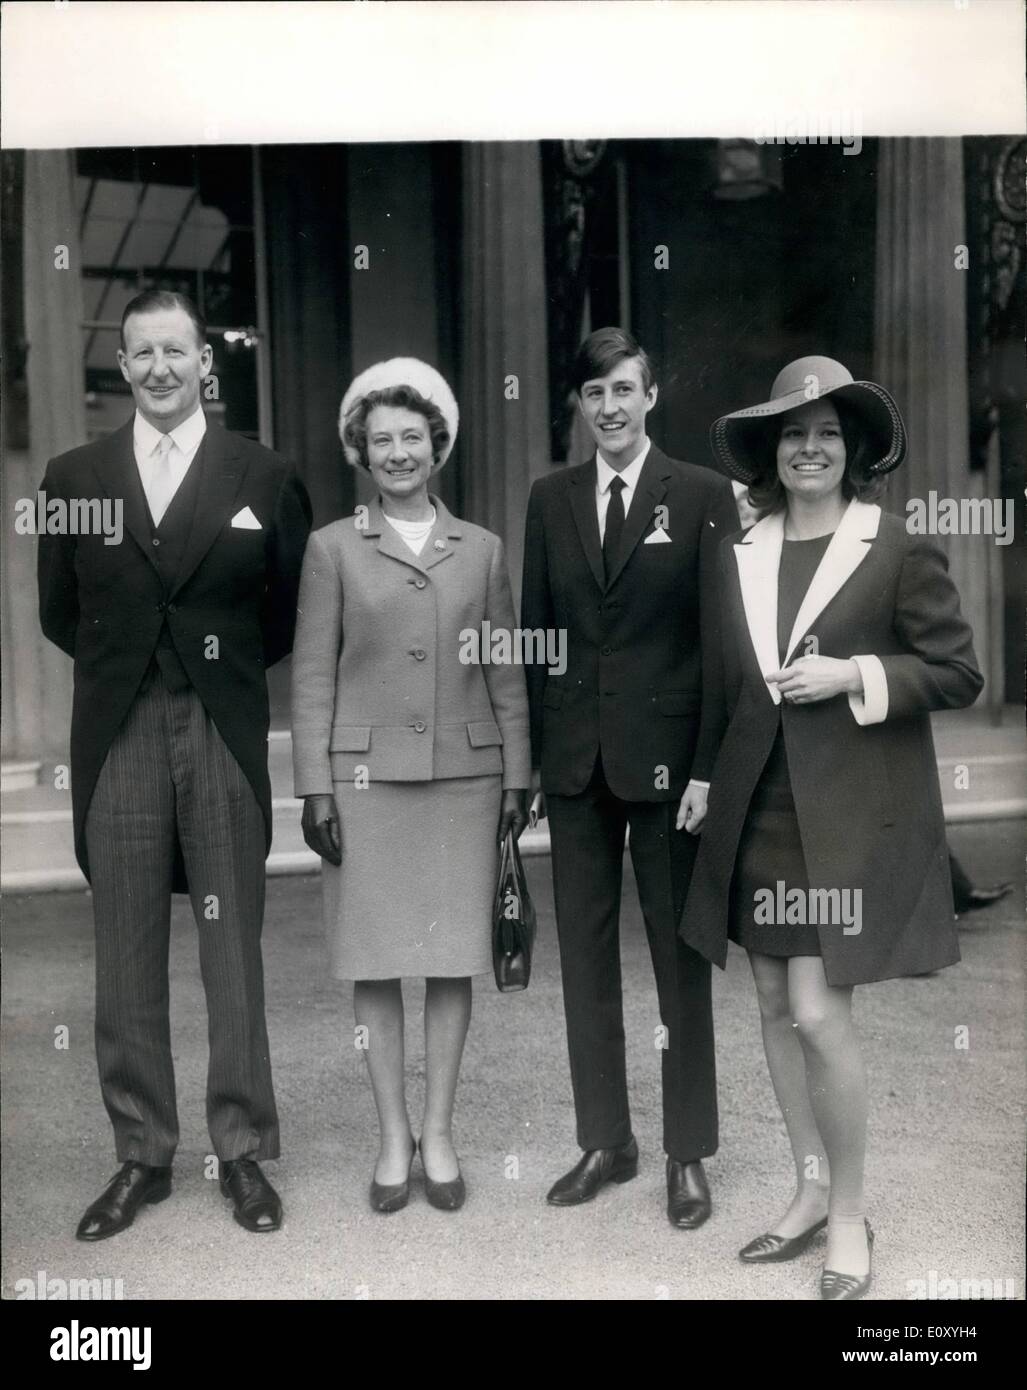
[546,1138,639,1206]
[666,1158,711,1229]
[76,1162,172,1242]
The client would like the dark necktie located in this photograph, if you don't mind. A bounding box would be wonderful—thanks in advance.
[603,474,627,584]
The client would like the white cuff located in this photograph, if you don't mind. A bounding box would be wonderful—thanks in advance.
[847,654,888,726]
[688,778,710,790]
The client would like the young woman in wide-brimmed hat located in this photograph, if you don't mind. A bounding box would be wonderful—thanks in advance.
[291,359,530,1214]
[679,357,983,1299]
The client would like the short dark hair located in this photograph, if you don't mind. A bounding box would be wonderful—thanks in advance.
[120,290,207,350]
[572,327,656,395]
[746,394,885,513]
[342,384,450,470]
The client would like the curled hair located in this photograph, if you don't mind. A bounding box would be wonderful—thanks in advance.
[342,384,450,471]
[572,326,656,394]
[745,396,885,514]
[120,289,207,350]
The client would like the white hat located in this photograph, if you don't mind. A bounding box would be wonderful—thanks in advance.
[338,357,459,469]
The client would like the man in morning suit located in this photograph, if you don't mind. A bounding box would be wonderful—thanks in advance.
[38,290,311,1239]
[521,328,737,1227]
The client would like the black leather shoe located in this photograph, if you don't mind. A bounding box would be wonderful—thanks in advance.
[370,1137,416,1213]
[418,1139,466,1212]
[76,1162,172,1242]
[821,1220,874,1300]
[955,883,1013,914]
[220,1159,282,1232]
[739,1215,828,1262]
[666,1158,711,1230]
[547,1138,639,1206]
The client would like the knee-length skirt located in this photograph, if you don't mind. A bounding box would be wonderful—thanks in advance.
[322,775,502,980]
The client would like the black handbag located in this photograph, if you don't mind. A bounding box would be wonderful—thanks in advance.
[492,827,537,992]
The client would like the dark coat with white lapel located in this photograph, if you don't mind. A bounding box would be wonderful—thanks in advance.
[37,417,312,889]
[679,499,984,986]
[520,446,739,798]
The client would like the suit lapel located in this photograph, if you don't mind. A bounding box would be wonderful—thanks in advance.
[733,509,785,703]
[605,447,670,590]
[567,461,605,592]
[782,499,881,663]
[87,420,159,573]
[169,425,248,599]
[365,494,461,574]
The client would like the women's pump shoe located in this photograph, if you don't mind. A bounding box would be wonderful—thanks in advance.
[820,1220,874,1300]
[418,1139,466,1212]
[738,1215,828,1263]
[369,1137,416,1213]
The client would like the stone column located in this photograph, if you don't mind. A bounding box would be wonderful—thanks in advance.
[873,137,991,699]
[460,143,551,608]
[2,150,84,774]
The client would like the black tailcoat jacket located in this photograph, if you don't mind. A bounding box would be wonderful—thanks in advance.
[37,418,312,890]
[521,446,739,797]
[679,500,984,986]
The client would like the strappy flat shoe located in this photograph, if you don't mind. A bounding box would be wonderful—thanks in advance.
[821,1219,874,1300]
[739,1215,828,1263]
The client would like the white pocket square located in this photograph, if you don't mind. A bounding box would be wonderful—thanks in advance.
[644,528,672,544]
[231,506,262,530]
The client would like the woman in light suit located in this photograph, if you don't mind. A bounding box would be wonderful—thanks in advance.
[679,357,983,1298]
[291,359,530,1213]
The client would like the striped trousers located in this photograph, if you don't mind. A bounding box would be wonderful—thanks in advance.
[84,665,279,1166]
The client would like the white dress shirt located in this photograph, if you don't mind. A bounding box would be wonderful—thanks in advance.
[383,507,436,557]
[596,439,651,542]
[133,406,207,525]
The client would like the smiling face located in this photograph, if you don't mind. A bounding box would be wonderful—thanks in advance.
[117,308,212,433]
[365,404,435,503]
[775,398,847,502]
[578,356,657,468]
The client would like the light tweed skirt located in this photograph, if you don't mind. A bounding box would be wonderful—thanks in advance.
[322,775,502,980]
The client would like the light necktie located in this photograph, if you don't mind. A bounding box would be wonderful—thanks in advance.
[149,434,176,526]
[603,474,627,584]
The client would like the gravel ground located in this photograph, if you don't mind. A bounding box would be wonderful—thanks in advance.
[2,821,1023,1301]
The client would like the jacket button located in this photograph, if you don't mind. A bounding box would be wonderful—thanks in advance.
[156,602,166,612]
[412,648,426,661]
[414,721,426,733]
[152,538,161,547]
[414,579,427,589]
[601,645,612,655]
[167,603,177,614]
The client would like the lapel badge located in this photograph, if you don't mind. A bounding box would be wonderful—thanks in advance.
[433,539,446,551]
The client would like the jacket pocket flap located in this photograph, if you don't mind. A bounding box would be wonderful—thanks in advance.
[329,726,372,752]
[656,691,700,716]
[466,720,504,748]
[542,685,564,710]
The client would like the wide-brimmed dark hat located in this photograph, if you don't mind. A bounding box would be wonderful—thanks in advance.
[711,356,907,485]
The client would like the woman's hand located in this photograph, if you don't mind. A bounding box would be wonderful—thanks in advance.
[675,780,709,834]
[301,793,342,865]
[497,789,529,845]
[766,656,862,704]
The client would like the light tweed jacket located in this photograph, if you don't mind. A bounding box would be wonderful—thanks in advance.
[291,494,531,795]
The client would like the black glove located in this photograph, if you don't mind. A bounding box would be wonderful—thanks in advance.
[497,788,529,846]
[301,793,342,866]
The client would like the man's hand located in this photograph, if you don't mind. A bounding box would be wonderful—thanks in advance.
[498,789,529,845]
[766,656,862,704]
[301,793,342,865]
[675,780,708,834]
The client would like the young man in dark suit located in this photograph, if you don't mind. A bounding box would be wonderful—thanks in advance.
[38,290,311,1240]
[521,328,737,1228]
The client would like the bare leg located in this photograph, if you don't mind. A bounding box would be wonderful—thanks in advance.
[789,956,869,1275]
[353,979,414,1184]
[748,951,830,1235]
[421,976,472,1182]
